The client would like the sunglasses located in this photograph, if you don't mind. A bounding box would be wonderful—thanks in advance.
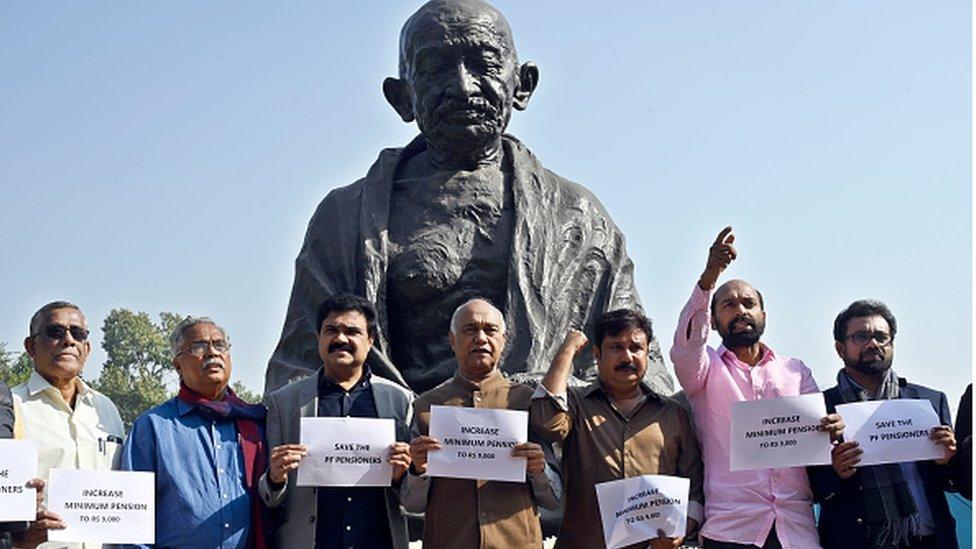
[38,324,90,342]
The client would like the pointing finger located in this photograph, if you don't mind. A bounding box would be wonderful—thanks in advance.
[714,226,733,245]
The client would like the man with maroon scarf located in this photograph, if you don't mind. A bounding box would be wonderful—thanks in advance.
[120,317,268,549]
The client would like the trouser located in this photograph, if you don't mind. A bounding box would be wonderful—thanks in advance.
[703,525,783,549]
[902,535,938,549]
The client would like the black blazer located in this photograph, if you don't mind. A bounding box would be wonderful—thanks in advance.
[807,380,958,549]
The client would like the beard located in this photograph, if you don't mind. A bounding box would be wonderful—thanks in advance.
[719,316,765,348]
[847,353,893,376]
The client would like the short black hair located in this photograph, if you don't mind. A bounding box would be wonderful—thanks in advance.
[316,293,379,340]
[833,299,897,342]
[594,309,653,349]
[29,300,83,336]
[710,287,765,315]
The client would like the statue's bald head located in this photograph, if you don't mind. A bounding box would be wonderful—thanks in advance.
[398,0,518,79]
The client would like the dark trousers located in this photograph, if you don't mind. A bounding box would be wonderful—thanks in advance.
[703,525,783,549]
[903,535,938,549]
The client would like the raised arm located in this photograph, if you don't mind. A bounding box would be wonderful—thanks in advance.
[530,331,588,443]
[670,227,736,396]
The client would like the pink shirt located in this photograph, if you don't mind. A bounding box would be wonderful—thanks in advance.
[670,285,821,549]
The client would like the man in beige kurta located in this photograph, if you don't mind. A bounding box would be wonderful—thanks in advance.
[401,299,559,548]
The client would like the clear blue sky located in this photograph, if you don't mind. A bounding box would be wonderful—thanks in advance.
[0,1,970,410]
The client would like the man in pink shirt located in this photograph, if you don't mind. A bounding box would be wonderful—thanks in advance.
[670,227,843,549]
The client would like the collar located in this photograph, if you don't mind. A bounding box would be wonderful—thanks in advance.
[717,342,775,368]
[319,365,372,393]
[27,370,91,401]
[451,367,506,392]
[176,396,195,417]
[840,369,906,399]
[175,386,230,416]
[581,377,659,401]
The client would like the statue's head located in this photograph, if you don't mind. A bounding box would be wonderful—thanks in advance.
[384,0,539,165]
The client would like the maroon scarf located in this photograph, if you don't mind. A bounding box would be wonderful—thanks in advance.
[178,383,268,549]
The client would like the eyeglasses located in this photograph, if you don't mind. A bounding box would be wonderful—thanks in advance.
[844,331,892,346]
[179,339,231,357]
[36,324,90,342]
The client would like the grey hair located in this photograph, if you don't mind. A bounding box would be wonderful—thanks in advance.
[29,301,83,336]
[169,316,230,359]
[449,298,506,334]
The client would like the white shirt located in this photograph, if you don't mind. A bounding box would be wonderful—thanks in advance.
[13,370,125,549]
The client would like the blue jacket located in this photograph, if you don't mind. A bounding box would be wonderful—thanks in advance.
[807,379,958,549]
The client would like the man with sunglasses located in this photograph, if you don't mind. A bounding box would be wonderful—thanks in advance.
[807,300,959,549]
[13,301,125,547]
[119,316,268,549]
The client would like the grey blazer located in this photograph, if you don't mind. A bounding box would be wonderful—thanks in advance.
[258,368,413,549]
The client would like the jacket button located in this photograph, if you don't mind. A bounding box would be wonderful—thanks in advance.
[856,518,863,525]
[309,516,316,523]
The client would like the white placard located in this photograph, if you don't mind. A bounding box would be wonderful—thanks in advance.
[595,474,690,549]
[427,405,528,482]
[47,469,155,544]
[836,399,944,466]
[0,440,38,521]
[297,417,395,487]
[730,394,831,471]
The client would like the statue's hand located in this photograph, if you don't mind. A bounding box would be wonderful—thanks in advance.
[699,226,736,291]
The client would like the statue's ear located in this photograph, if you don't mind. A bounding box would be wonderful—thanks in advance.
[383,77,415,122]
[513,62,539,111]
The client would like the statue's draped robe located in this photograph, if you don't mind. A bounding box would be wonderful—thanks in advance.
[265,135,673,396]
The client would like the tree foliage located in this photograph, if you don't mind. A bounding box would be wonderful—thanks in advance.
[0,342,32,388]
[92,310,183,428]
[231,380,262,404]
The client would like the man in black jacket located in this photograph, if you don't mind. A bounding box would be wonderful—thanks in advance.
[807,300,958,549]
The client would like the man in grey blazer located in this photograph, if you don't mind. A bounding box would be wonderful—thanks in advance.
[258,294,414,549]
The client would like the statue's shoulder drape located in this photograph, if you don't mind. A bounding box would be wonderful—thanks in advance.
[265,136,673,397]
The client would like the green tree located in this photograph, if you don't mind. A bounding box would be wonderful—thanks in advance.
[231,380,262,404]
[0,342,32,388]
[93,310,184,428]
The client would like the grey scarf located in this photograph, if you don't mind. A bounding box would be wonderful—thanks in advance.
[837,369,921,548]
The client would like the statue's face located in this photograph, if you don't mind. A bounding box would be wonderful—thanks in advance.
[403,10,520,158]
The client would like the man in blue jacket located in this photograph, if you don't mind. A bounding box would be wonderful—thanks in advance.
[808,300,958,549]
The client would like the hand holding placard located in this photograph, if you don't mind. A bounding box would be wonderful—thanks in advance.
[17,477,67,548]
[930,425,957,464]
[408,435,441,476]
[511,442,546,475]
[269,444,308,484]
[388,442,412,482]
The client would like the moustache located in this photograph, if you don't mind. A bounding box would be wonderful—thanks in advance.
[202,357,224,371]
[614,362,639,372]
[434,97,498,121]
[860,348,886,360]
[328,342,354,354]
[728,315,756,330]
